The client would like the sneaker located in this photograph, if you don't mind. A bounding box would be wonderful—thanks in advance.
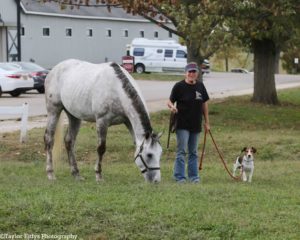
[176,179,186,184]
[191,179,200,184]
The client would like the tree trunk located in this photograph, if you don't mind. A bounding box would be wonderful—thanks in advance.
[252,39,279,105]
[274,47,280,74]
[186,39,204,81]
[225,57,229,72]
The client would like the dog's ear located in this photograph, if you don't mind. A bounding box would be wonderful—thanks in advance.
[252,147,257,153]
[241,147,247,152]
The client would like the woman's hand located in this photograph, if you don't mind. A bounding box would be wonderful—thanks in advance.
[204,122,210,132]
[167,100,178,113]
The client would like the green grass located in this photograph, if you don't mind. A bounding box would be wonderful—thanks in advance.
[0,88,300,239]
[131,72,183,81]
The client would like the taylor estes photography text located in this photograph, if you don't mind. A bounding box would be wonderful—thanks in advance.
[0,233,78,240]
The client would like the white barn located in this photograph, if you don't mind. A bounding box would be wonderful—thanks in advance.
[0,0,177,69]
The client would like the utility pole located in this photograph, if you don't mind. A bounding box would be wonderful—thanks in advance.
[15,0,21,61]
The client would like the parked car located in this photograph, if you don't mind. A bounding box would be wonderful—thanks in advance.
[8,62,49,93]
[231,68,249,74]
[201,59,210,74]
[0,63,34,97]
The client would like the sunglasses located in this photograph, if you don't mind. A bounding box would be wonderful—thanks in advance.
[188,70,197,73]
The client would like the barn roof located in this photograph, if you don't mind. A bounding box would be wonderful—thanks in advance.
[21,0,148,22]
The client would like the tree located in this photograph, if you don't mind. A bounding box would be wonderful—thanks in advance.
[44,0,300,104]
[213,35,245,72]
[44,0,231,79]
[281,28,300,74]
[227,0,300,104]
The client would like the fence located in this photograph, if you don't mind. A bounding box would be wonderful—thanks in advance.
[0,103,29,143]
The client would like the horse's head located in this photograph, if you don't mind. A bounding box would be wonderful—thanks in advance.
[135,132,163,183]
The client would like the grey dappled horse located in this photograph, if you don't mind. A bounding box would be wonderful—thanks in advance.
[44,59,162,183]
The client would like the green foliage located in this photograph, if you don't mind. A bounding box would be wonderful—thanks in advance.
[131,72,184,81]
[212,50,254,72]
[162,0,228,60]
[224,0,300,104]
[228,0,300,46]
[282,47,300,74]
[109,0,232,62]
[281,29,300,73]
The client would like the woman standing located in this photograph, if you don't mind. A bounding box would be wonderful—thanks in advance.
[167,62,210,183]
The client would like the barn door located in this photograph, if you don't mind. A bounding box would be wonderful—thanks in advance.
[7,27,20,61]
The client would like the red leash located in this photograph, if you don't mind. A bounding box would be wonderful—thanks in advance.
[199,130,242,181]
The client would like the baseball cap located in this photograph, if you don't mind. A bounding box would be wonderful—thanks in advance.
[185,62,199,72]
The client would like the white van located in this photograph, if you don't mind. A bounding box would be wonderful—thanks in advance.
[129,38,187,73]
[129,38,209,74]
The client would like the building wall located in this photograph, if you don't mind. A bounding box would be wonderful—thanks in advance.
[0,0,17,24]
[1,1,177,68]
[20,14,176,69]
[0,28,6,61]
[0,0,18,61]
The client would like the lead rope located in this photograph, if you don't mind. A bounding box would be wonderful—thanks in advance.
[199,130,242,181]
[198,128,207,171]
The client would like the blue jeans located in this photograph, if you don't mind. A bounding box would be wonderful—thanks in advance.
[174,129,200,182]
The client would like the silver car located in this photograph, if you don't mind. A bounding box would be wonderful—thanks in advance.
[0,63,34,97]
[8,62,49,93]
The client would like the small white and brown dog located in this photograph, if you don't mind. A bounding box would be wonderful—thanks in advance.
[233,147,257,182]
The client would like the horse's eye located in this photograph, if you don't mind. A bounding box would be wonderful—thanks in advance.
[147,153,153,159]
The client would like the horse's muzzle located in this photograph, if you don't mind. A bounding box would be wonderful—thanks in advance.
[144,170,161,183]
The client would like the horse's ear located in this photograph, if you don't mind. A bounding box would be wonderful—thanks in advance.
[157,132,163,139]
[151,131,163,140]
[145,132,151,139]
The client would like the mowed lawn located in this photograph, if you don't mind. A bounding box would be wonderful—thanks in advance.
[0,88,299,240]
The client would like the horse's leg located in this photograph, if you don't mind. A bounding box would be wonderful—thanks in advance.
[44,110,62,180]
[95,119,108,182]
[64,113,82,180]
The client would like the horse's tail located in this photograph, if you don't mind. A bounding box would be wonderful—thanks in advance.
[52,111,65,170]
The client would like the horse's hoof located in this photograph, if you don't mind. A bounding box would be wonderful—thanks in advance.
[75,175,85,181]
[47,173,56,181]
[96,174,103,182]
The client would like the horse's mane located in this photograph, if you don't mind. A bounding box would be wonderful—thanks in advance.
[110,62,152,134]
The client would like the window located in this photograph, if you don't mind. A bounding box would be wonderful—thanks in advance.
[66,28,72,37]
[168,31,172,38]
[176,50,187,58]
[140,30,144,38]
[106,29,112,37]
[123,29,128,37]
[43,27,50,36]
[87,29,93,37]
[21,27,25,36]
[157,49,163,54]
[133,48,145,57]
[154,31,158,38]
[164,49,173,58]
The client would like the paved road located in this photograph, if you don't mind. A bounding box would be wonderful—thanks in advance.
[1,72,300,118]
[0,72,299,132]
[131,72,300,101]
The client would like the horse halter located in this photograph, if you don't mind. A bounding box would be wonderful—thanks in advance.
[134,140,160,174]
